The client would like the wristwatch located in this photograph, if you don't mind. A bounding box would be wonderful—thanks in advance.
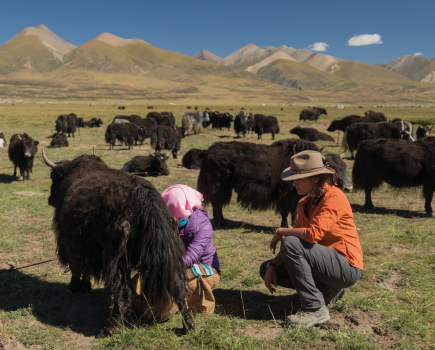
[266,261,277,269]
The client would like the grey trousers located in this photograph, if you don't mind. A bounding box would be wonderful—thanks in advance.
[259,236,362,310]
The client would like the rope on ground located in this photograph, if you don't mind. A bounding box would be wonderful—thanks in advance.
[0,258,57,274]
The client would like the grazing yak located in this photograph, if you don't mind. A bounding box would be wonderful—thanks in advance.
[78,117,103,128]
[146,112,176,126]
[342,122,413,159]
[253,114,280,140]
[41,151,194,338]
[182,148,207,170]
[0,132,6,147]
[121,152,170,176]
[105,123,147,150]
[327,115,364,132]
[416,123,433,139]
[353,137,435,216]
[197,139,351,228]
[49,133,69,148]
[299,107,327,121]
[290,126,335,142]
[150,126,186,159]
[55,113,79,137]
[8,133,39,181]
[182,111,210,135]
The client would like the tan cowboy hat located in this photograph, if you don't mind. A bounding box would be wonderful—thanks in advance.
[281,150,335,181]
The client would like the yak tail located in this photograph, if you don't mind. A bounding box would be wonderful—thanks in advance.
[150,129,158,149]
[341,130,348,149]
[317,132,335,142]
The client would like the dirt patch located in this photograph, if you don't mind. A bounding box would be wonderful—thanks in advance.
[0,335,26,350]
[320,309,383,335]
[244,325,282,339]
[13,192,42,197]
[22,218,45,225]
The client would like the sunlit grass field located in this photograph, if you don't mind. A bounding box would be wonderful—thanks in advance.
[0,103,434,349]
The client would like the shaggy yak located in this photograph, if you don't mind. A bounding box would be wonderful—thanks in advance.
[182,148,207,170]
[182,111,209,135]
[392,118,413,137]
[327,115,364,132]
[146,112,176,126]
[55,113,79,137]
[111,115,143,124]
[352,137,435,216]
[49,133,69,148]
[416,123,433,139]
[78,117,103,128]
[364,110,386,122]
[150,126,186,159]
[8,133,39,181]
[342,122,413,159]
[299,107,327,121]
[234,111,251,138]
[290,126,335,142]
[105,123,147,150]
[197,139,351,228]
[253,114,280,140]
[41,151,194,338]
[121,152,170,176]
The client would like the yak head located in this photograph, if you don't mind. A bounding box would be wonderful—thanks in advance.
[18,134,39,158]
[321,146,352,192]
[321,108,327,115]
[97,118,103,125]
[151,152,170,176]
[327,120,339,132]
[290,126,302,135]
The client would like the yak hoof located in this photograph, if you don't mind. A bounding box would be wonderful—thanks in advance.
[183,318,195,332]
[427,211,434,217]
[364,207,374,213]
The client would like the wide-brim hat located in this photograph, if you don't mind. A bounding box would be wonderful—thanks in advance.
[281,150,335,181]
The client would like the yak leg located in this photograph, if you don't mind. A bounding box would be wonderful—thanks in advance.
[423,184,434,217]
[212,203,228,228]
[364,188,375,212]
[13,165,17,177]
[350,151,355,160]
[271,132,275,140]
[26,169,30,181]
[177,300,195,332]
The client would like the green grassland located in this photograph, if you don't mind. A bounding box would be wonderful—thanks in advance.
[0,104,435,349]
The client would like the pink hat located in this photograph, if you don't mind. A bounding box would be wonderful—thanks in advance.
[161,184,204,219]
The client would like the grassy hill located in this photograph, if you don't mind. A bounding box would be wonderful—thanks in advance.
[386,55,435,82]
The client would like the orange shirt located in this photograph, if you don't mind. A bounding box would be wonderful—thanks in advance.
[293,183,364,270]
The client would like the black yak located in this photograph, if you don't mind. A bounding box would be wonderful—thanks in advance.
[150,126,186,159]
[182,148,207,170]
[41,151,194,337]
[352,137,435,216]
[49,133,69,148]
[342,122,413,159]
[327,115,364,132]
[197,139,351,228]
[78,117,103,128]
[8,133,39,181]
[416,123,433,139]
[299,107,327,121]
[55,113,79,137]
[253,114,280,140]
[234,112,250,138]
[217,113,234,131]
[121,152,170,176]
[290,126,335,142]
[146,112,176,126]
[364,110,386,122]
[112,115,143,124]
[105,123,146,150]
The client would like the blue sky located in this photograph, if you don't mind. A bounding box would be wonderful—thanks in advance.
[0,0,432,65]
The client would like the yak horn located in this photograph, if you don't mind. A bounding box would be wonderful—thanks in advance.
[340,145,349,159]
[319,146,326,154]
[42,148,56,168]
[18,134,22,140]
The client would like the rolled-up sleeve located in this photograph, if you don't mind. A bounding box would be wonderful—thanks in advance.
[303,194,343,243]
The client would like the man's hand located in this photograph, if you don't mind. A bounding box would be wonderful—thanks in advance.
[264,265,277,294]
[270,231,283,254]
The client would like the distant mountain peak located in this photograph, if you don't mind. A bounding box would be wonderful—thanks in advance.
[95,33,147,47]
[194,49,222,64]
[8,24,76,58]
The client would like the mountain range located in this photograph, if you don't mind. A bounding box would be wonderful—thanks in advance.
[0,24,435,103]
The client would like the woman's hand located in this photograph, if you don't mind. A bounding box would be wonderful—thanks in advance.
[264,265,277,294]
[270,231,283,254]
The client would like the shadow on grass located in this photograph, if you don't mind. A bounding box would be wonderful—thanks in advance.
[212,219,276,234]
[351,203,429,219]
[0,270,108,337]
[214,288,299,322]
[218,135,232,139]
[0,174,18,184]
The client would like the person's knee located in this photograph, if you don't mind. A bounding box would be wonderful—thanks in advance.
[259,260,270,280]
[281,236,302,256]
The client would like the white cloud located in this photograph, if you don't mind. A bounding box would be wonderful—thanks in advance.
[347,34,383,46]
[414,52,423,56]
[307,42,329,52]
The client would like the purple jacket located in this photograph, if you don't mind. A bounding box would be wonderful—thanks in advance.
[179,209,220,270]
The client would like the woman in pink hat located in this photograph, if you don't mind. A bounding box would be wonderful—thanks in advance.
[162,184,220,315]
